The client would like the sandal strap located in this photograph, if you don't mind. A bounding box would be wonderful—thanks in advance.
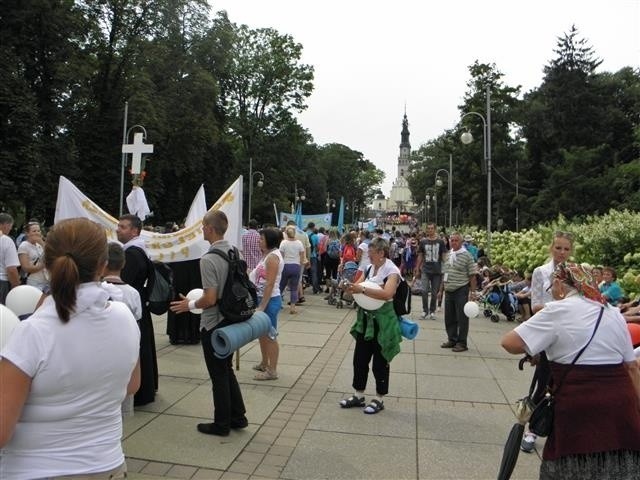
[363,399,384,414]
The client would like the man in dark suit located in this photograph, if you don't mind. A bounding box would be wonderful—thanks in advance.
[117,214,157,406]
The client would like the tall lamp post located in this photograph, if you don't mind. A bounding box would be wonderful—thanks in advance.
[460,84,492,253]
[325,194,336,213]
[247,168,264,224]
[434,154,453,229]
[425,189,436,224]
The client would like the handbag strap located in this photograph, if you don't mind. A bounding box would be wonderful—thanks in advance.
[553,306,604,395]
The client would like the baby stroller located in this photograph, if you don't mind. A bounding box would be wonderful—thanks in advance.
[327,261,359,309]
[480,277,517,323]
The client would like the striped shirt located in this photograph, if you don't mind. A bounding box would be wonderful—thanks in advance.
[443,249,476,292]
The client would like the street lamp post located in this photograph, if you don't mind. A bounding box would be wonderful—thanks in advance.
[434,153,453,229]
[425,189,436,224]
[247,160,264,224]
[325,193,336,213]
[460,84,492,253]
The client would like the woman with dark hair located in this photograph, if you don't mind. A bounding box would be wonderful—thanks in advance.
[250,227,284,380]
[17,221,48,291]
[0,218,140,479]
[502,262,640,479]
[600,266,624,306]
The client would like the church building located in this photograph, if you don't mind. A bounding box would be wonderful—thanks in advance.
[370,112,416,215]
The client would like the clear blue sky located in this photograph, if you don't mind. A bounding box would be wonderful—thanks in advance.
[211,0,640,195]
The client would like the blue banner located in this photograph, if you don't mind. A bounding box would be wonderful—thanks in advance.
[279,211,333,229]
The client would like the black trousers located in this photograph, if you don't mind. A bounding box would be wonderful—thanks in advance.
[444,284,470,346]
[201,327,246,428]
[352,334,390,396]
[134,309,158,406]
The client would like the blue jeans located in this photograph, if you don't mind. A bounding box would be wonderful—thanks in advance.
[421,271,442,314]
[310,257,321,293]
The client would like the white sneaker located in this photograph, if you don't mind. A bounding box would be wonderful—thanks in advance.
[420,312,428,320]
[429,313,435,320]
[520,432,536,453]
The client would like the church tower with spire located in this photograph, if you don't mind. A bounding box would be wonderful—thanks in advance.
[387,110,415,214]
[398,111,411,180]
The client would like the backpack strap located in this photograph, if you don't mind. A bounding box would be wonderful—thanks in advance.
[206,247,239,263]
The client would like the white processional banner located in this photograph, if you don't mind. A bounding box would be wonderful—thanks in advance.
[54,176,243,262]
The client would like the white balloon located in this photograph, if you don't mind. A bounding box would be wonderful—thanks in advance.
[352,281,385,311]
[186,288,204,314]
[463,301,480,318]
[5,285,43,317]
[0,304,21,350]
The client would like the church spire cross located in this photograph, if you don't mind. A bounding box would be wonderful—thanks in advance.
[122,132,154,174]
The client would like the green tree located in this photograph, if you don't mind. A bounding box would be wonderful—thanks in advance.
[0,0,91,221]
[519,26,635,220]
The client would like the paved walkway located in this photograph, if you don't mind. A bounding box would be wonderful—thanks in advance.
[123,294,542,479]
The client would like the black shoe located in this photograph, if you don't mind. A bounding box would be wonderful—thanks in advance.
[296,297,306,305]
[197,422,229,436]
[440,341,456,348]
[230,417,249,429]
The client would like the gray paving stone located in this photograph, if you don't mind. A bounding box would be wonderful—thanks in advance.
[282,430,416,479]
[134,376,201,414]
[309,391,416,438]
[156,345,210,380]
[416,399,515,444]
[414,353,495,378]
[416,374,507,403]
[123,414,257,470]
[166,382,286,424]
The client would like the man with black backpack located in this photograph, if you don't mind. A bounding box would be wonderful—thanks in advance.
[169,210,248,437]
[117,214,158,406]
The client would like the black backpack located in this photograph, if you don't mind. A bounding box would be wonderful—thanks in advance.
[146,260,174,315]
[208,247,258,324]
[366,266,411,316]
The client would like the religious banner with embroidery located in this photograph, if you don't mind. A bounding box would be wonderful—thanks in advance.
[54,176,242,262]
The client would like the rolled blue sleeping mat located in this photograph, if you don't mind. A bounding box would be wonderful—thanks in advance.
[212,311,272,359]
[399,316,419,340]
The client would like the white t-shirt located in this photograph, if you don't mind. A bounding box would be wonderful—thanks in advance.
[363,258,402,303]
[102,280,143,320]
[250,249,284,298]
[17,241,48,289]
[531,260,554,311]
[0,283,140,479]
[515,295,635,364]
[357,240,371,272]
[0,234,20,281]
[279,239,305,264]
